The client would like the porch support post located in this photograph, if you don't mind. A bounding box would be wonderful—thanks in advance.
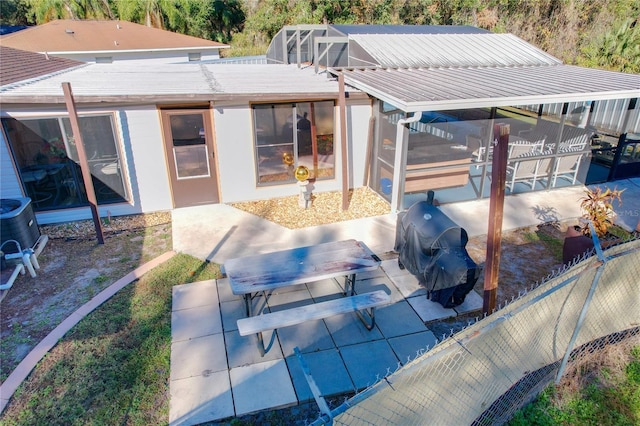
[338,73,349,210]
[62,82,104,245]
[310,102,318,178]
[483,123,509,315]
[608,97,638,181]
[363,115,375,186]
[391,113,420,213]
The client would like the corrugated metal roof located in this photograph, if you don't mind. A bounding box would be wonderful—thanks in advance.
[348,33,562,68]
[331,24,488,36]
[338,66,640,111]
[0,63,341,103]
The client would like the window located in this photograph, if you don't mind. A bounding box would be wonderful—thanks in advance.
[95,56,113,63]
[188,52,201,62]
[1,114,128,211]
[253,101,335,185]
[169,114,209,179]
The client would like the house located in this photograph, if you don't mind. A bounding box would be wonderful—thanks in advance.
[0,25,638,226]
[0,19,228,64]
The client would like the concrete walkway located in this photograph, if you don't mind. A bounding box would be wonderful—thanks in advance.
[168,179,639,425]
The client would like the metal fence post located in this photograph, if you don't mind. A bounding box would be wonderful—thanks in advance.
[555,222,606,383]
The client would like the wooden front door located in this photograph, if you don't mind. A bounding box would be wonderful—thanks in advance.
[161,109,219,208]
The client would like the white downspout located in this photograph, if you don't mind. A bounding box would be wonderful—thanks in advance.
[391,112,421,212]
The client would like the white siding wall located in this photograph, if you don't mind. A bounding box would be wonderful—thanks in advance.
[55,50,221,64]
[2,98,374,223]
[0,130,24,199]
[120,106,173,213]
[347,99,374,188]
[213,99,373,204]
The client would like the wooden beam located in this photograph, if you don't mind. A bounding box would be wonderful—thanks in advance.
[310,102,318,178]
[483,123,510,315]
[62,82,104,245]
[338,73,349,210]
[363,115,375,185]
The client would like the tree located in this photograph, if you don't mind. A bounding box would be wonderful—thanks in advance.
[113,0,179,28]
[206,0,245,43]
[578,18,640,73]
[24,0,113,23]
[0,0,32,25]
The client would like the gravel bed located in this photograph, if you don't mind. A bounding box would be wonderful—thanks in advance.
[230,187,391,229]
[39,211,172,240]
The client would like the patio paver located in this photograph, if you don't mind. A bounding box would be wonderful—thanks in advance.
[169,370,234,426]
[340,339,400,389]
[230,359,297,416]
[171,333,227,380]
[286,348,355,403]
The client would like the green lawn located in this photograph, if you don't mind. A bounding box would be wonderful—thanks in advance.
[1,254,221,425]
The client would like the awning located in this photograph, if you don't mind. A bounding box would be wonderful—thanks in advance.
[337,65,640,112]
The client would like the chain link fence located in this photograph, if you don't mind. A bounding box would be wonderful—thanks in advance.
[309,237,640,425]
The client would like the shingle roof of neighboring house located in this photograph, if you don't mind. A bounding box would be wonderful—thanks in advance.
[0,19,228,54]
[0,45,84,87]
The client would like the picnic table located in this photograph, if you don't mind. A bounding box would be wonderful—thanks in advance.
[224,239,380,316]
[224,239,389,355]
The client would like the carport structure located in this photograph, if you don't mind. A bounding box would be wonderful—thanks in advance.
[267,24,640,315]
[267,24,640,212]
[334,64,639,212]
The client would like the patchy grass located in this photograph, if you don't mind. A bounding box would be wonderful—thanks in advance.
[508,337,640,426]
[526,229,564,262]
[1,222,173,382]
[0,254,221,425]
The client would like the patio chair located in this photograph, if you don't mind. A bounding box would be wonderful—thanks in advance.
[508,138,545,159]
[551,148,585,186]
[506,152,545,192]
[467,134,491,164]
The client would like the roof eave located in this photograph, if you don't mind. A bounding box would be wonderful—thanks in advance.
[391,90,640,112]
[41,46,228,56]
[0,91,347,105]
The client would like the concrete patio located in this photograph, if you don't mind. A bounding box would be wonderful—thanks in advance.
[168,178,640,425]
[169,259,484,425]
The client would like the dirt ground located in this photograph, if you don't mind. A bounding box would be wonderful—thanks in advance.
[0,213,173,381]
[0,207,569,384]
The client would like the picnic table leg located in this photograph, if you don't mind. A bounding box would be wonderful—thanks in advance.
[243,294,252,317]
[355,307,377,330]
[256,330,278,357]
[344,273,356,296]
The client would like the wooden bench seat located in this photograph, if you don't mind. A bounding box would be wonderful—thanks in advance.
[238,290,391,355]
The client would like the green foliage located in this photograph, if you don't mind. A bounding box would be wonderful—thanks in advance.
[24,0,114,23]
[0,0,32,25]
[578,18,640,73]
[579,187,625,237]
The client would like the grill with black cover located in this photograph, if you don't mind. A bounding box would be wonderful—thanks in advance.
[394,197,480,308]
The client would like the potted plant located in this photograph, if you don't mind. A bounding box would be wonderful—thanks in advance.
[578,186,624,238]
[562,186,624,264]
